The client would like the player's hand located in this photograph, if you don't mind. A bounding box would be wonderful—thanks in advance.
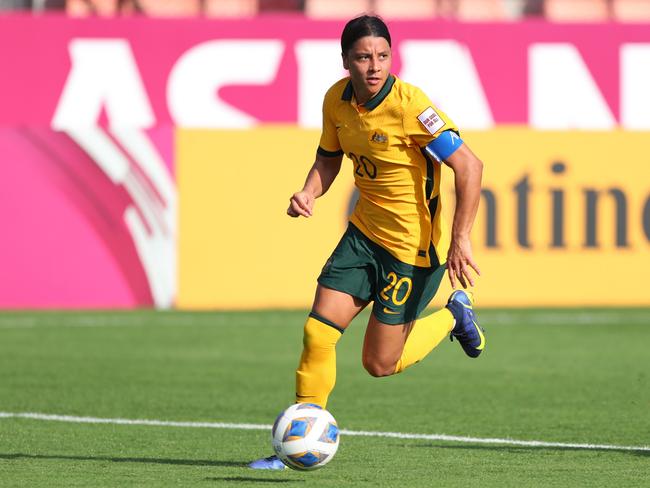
[287,191,315,218]
[446,235,481,289]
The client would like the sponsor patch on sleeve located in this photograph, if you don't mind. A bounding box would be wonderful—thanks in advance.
[417,107,445,135]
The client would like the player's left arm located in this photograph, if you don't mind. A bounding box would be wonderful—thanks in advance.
[406,88,483,287]
[425,129,483,288]
[442,141,483,289]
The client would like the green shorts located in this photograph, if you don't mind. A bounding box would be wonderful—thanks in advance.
[317,223,446,325]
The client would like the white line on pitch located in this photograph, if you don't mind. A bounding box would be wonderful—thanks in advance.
[1,310,649,329]
[1,412,648,453]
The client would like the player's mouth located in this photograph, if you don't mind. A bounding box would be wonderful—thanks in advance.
[366,77,382,86]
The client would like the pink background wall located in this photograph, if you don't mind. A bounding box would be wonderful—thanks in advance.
[2,16,648,126]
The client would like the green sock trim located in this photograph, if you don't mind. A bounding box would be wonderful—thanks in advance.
[308,312,345,333]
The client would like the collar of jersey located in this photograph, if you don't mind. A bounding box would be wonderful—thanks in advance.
[341,74,396,111]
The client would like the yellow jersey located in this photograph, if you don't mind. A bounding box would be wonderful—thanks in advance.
[318,75,457,268]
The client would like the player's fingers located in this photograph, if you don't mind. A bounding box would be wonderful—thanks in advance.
[289,198,311,218]
[295,207,311,217]
[467,258,481,277]
[447,264,457,289]
[294,196,313,216]
[456,268,468,289]
[461,263,475,287]
[287,206,299,217]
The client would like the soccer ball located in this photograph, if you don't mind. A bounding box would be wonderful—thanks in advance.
[271,403,340,470]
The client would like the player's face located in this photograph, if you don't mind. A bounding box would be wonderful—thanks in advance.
[342,36,392,105]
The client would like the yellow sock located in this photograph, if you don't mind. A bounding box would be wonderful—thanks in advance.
[295,314,343,408]
[394,308,455,374]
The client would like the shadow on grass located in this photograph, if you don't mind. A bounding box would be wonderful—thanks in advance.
[0,452,248,467]
[407,443,650,457]
[204,477,302,484]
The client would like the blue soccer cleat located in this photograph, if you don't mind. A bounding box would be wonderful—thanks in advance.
[248,455,287,470]
[446,290,485,358]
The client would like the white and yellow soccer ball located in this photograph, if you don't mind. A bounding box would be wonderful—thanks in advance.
[271,403,340,470]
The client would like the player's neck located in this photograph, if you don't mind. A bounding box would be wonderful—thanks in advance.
[351,76,391,107]
[351,83,378,106]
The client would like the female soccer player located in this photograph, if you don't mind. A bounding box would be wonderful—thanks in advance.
[250,14,485,470]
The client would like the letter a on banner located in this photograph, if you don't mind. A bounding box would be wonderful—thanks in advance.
[52,39,155,129]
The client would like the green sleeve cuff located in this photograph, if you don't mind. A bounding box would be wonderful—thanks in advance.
[317,146,344,157]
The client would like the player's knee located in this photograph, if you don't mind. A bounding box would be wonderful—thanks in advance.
[303,320,318,347]
[362,357,397,378]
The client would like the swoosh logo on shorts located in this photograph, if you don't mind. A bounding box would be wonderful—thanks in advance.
[383,307,399,315]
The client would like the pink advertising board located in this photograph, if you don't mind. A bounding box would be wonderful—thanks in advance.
[2,16,650,127]
[0,15,649,308]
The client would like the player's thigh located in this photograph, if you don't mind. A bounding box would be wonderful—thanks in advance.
[315,224,374,328]
[361,314,412,375]
[312,284,368,330]
[371,247,445,326]
[362,250,445,374]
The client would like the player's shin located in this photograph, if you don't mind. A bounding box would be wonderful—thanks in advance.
[295,314,343,408]
[394,308,454,373]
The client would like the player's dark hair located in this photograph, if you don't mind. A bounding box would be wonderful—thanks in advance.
[340,15,391,54]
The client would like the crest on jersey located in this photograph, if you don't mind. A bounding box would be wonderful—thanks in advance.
[368,129,389,148]
[417,107,445,135]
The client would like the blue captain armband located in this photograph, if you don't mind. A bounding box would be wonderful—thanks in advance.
[424,130,463,162]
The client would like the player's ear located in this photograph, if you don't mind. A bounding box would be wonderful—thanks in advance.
[341,52,349,71]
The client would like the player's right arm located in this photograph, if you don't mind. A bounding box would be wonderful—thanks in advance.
[287,153,343,218]
[288,81,345,218]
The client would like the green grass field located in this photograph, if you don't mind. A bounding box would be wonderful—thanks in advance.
[0,309,649,487]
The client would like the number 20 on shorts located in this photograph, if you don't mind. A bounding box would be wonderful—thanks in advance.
[380,272,412,306]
